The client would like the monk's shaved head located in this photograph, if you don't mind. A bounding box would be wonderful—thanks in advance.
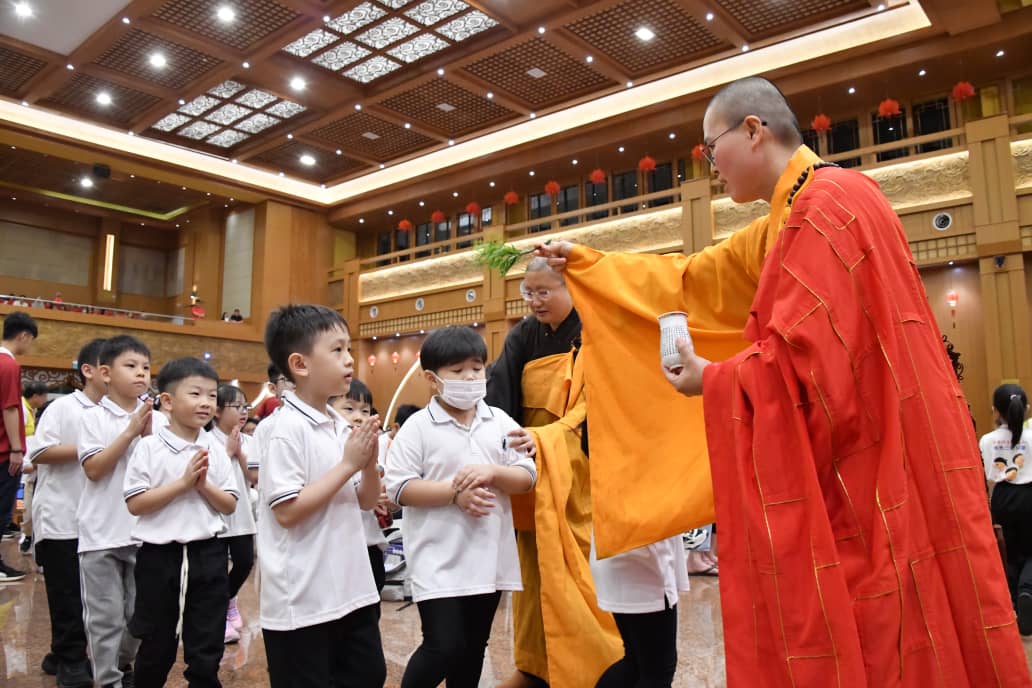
[707,77,802,148]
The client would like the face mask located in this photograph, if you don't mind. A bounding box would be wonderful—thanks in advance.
[433,374,487,410]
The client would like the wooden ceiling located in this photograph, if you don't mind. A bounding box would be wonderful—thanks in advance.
[1,0,876,184]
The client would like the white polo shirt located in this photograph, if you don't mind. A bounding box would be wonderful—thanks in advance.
[29,391,95,543]
[209,426,257,538]
[384,398,535,602]
[249,404,282,471]
[980,426,1032,485]
[257,394,379,631]
[76,396,146,553]
[590,533,690,614]
[151,409,170,434]
[124,427,238,545]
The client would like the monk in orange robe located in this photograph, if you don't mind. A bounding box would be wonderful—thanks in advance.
[541,77,1029,686]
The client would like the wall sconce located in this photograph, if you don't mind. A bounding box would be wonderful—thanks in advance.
[946,289,958,328]
[391,351,401,366]
[367,354,376,369]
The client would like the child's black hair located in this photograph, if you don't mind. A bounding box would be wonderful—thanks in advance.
[395,404,420,428]
[346,378,373,405]
[264,304,348,384]
[244,417,259,428]
[22,381,48,399]
[157,357,218,395]
[992,384,1028,449]
[419,326,487,374]
[267,362,282,383]
[75,338,107,385]
[3,311,38,340]
[99,335,150,366]
[217,383,245,409]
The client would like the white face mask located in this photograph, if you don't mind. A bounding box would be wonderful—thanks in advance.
[433,374,487,410]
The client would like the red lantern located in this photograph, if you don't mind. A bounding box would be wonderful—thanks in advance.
[366,354,376,368]
[430,209,446,224]
[946,290,958,310]
[503,191,519,205]
[589,168,606,184]
[691,143,707,162]
[877,98,901,118]
[390,351,400,365]
[544,180,560,196]
[951,81,975,102]
[398,219,413,231]
[811,113,832,133]
[465,201,481,216]
[638,155,656,172]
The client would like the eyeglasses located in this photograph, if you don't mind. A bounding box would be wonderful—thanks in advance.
[520,287,554,302]
[701,118,767,167]
[226,404,251,413]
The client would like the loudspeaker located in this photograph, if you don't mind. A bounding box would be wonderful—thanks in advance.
[92,163,111,179]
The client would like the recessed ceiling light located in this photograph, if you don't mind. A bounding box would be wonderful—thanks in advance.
[388,209,394,215]
[618,146,625,152]
[216,5,235,22]
[635,27,655,41]
[278,172,284,177]
[586,55,593,63]
[335,149,342,155]
[121,16,130,24]
[572,159,578,165]
[626,80,633,88]
[354,104,362,111]
[403,122,411,129]
[178,98,186,105]
[528,170,535,176]
[948,260,954,266]
[448,139,454,146]
[741,44,749,52]
[14,3,32,18]
[287,133,293,139]
[996,49,1005,57]
[848,86,856,94]
[379,163,385,169]
[489,181,495,187]
[419,201,425,207]
[486,92,494,99]
[918,69,926,76]
[21,101,28,106]
[299,154,316,166]
[537,26,545,34]
[437,68,444,76]
[149,52,167,68]
[529,113,536,119]
[80,177,93,188]
[452,191,459,197]
[127,131,134,136]
[290,76,306,91]
[96,92,112,106]
[876,3,885,10]
[705,12,714,21]
[323,14,330,22]
[66,64,74,70]
[130,174,135,178]
[359,218,365,223]
[669,132,676,139]
[527,67,546,79]
[242,61,250,69]
[181,186,186,190]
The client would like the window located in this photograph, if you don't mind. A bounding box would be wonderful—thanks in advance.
[828,119,860,168]
[529,192,551,233]
[434,220,451,253]
[375,231,392,266]
[913,98,952,153]
[648,162,674,207]
[801,128,820,155]
[415,222,431,258]
[872,108,908,162]
[481,206,493,227]
[557,185,579,226]
[585,179,608,221]
[394,227,410,261]
[456,212,474,248]
[612,170,639,213]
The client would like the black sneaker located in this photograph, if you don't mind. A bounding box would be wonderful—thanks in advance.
[1018,593,1032,636]
[57,659,93,688]
[120,667,135,688]
[1,524,18,540]
[0,560,26,583]
[19,535,31,555]
[41,653,59,675]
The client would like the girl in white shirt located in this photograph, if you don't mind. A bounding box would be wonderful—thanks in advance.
[979,384,1032,634]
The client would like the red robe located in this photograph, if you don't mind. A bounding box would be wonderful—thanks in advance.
[703,165,1029,686]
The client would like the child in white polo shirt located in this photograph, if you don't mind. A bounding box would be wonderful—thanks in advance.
[77,335,152,688]
[124,357,238,688]
[258,304,386,688]
[385,326,536,688]
[28,338,106,688]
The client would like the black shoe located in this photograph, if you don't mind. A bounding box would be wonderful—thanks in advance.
[121,667,135,688]
[41,652,59,675]
[57,660,93,688]
[0,560,26,583]
[19,535,31,555]
[1018,593,1032,636]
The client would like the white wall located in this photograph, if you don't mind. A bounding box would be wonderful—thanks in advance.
[118,244,167,297]
[0,221,92,285]
[221,208,254,318]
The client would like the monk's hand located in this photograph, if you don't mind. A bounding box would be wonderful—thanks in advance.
[456,486,496,518]
[661,337,710,397]
[534,240,574,272]
[506,428,537,457]
[453,464,496,491]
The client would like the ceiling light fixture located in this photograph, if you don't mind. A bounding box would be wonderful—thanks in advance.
[529,112,536,119]
[66,64,74,70]
[528,170,535,176]
[242,61,250,69]
[323,14,330,22]
[121,16,130,24]
[178,98,186,105]
[537,26,545,34]
[404,122,411,129]
[635,27,655,41]
[216,5,235,22]
[96,92,112,106]
[626,80,633,88]
[669,132,676,139]
[489,181,495,187]
[918,69,926,76]
[290,76,306,91]
[80,177,94,188]
[419,201,425,206]
[452,191,459,197]
[486,92,494,99]
[287,133,293,139]
[335,149,342,155]
[448,139,454,146]
[355,104,362,110]
[876,3,885,10]
[278,172,284,177]
[231,159,238,163]
[359,218,365,223]
[14,2,32,18]
[705,12,714,21]
[388,210,394,215]
[299,154,316,166]
[586,55,593,63]
[996,49,1005,57]
[149,52,167,68]
[848,86,856,94]
[572,159,578,165]
[741,44,749,52]
[618,146,625,152]
[379,163,385,169]
[437,68,444,76]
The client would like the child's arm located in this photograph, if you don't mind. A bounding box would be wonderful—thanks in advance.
[354,426,383,510]
[452,464,534,494]
[83,404,151,481]
[394,479,459,508]
[271,418,379,528]
[126,448,206,516]
[226,427,257,485]
[195,468,237,515]
[32,445,79,464]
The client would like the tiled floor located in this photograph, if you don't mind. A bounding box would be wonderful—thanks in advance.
[1,538,1030,687]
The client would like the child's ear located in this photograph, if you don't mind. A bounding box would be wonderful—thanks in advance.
[159,392,173,410]
[288,352,307,380]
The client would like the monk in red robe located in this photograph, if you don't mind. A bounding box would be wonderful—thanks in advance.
[542,77,1030,687]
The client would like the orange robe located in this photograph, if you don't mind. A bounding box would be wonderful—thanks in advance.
[702,165,1028,686]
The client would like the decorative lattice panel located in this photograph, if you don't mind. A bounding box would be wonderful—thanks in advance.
[0,46,48,97]
[40,73,163,126]
[152,0,301,51]
[93,29,222,90]
[715,0,866,37]
[378,79,519,136]
[310,112,436,160]
[909,233,977,265]
[249,141,370,181]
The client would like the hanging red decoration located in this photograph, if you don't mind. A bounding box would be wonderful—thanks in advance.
[544,180,560,196]
[691,143,707,162]
[589,168,606,184]
[430,210,446,224]
[390,351,400,366]
[638,155,657,172]
[811,113,832,133]
[503,191,519,205]
[951,81,976,102]
[366,354,376,368]
[877,98,901,118]
[397,219,413,231]
[465,201,482,216]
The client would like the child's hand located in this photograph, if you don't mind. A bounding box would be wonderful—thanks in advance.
[181,449,209,489]
[374,485,390,516]
[506,428,537,457]
[226,426,242,459]
[128,403,153,438]
[452,464,497,492]
[342,415,380,471]
[456,486,495,517]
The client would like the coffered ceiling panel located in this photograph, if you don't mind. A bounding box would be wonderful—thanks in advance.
[40,73,163,127]
[0,45,48,97]
[151,0,301,51]
[249,140,369,181]
[718,0,868,38]
[92,28,223,90]
[309,111,437,160]
[377,78,519,136]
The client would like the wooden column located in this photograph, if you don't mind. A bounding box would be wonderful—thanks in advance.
[679,178,713,255]
[967,115,1030,389]
[481,225,509,360]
